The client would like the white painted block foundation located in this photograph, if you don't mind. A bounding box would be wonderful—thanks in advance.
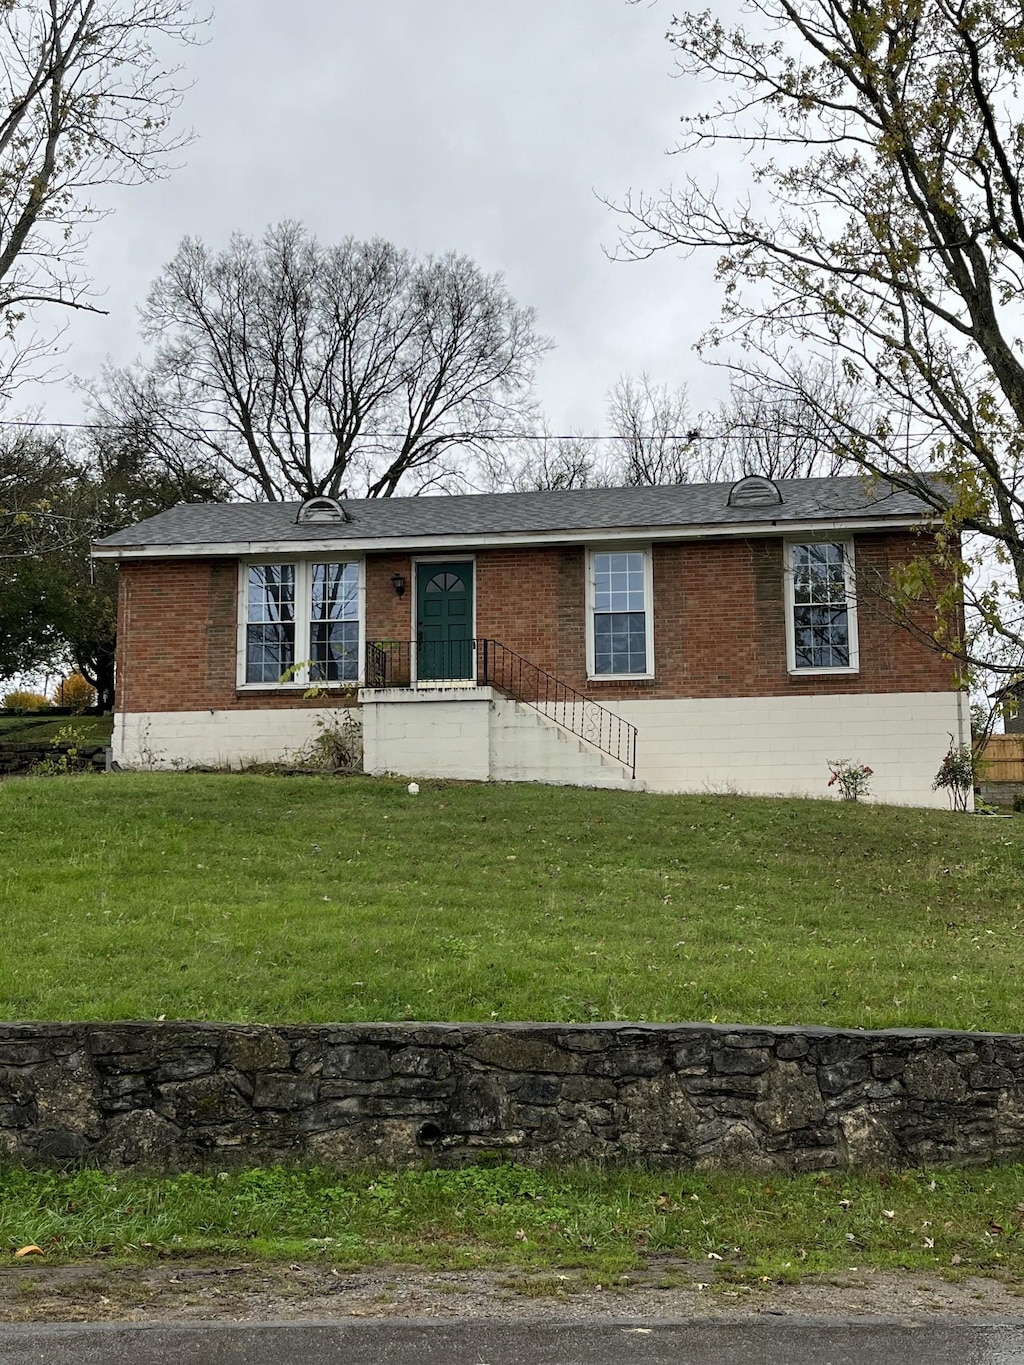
[112,708,354,770]
[604,690,968,808]
[360,687,635,787]
[360,687,493,781]
[116,688,969,808]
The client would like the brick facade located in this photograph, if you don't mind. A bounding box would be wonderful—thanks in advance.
[115,533,955,714]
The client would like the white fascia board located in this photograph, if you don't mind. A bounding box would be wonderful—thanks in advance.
[90,514,930,562]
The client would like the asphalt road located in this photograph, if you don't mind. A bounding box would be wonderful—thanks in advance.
[4,1319,1024,1364]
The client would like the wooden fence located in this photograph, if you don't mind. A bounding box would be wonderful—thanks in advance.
[979,733,1024,784]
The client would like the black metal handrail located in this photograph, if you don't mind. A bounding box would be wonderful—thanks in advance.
[363,639,638,779]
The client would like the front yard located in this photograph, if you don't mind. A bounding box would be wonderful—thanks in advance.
[0,772,1020,1030]
[3,772,1024,1293]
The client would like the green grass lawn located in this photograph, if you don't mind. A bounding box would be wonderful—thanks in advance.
[0,714,112,745]
[0,772,1021,1029]
[3,1163,1024,1282]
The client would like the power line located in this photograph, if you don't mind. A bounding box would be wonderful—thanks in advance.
[0,415,712,443]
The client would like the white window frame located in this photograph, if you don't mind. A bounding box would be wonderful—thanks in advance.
[236,557,366,689]
[585,545,655,681]
[784,538,859,675]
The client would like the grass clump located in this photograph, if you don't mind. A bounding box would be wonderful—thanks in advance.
[0,772,1021,1028]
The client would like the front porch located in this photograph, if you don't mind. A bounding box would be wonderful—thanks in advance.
[357,638,640,787]
[359,683,640,788]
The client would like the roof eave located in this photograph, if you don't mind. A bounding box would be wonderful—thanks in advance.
[90,511,934,561]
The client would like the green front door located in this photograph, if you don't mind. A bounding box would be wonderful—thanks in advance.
[416,561,474,681]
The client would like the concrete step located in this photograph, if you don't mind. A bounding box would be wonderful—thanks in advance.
[494,697,641,789]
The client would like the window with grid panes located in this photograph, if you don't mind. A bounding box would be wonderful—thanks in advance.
[592,550,649,675]
[244,562,360,684]
[790,542,855,669]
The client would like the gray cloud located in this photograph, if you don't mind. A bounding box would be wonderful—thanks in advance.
[25,0,735,433]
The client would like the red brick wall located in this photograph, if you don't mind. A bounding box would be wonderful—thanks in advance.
[115,533,957,713]
[115,559,354,715]
[475,535,954,700]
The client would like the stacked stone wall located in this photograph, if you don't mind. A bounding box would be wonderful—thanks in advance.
[3,1022,1024,1172]
[0,743,107,776]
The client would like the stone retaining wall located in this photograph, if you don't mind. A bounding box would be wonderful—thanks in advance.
[3,1021,1024,1172]
[0,743,107,776]
[979,780,1024,808]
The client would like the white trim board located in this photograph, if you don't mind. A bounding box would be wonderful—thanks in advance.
[92,515,929,561]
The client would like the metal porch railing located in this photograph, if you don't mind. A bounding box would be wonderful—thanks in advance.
[364,638,638,779]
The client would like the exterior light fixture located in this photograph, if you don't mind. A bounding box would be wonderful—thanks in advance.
[391,573,406,598]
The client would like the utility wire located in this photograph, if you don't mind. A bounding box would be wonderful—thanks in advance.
[0,415,712,442]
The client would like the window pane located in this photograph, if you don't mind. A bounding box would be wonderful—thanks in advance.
[311,620,359,682]
[246,622,296,682]
[426,572,464,593]
[794,605,850,669]
[792,543,847,605]
[312,562,358,620]
[594,611,647,674]
[594,552,645,613]
[248,565,295,623]
[310,564,359,681]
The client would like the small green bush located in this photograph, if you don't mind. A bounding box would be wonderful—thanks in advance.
[933,741,978,812]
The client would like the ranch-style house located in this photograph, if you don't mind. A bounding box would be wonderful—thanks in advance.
[91,474,968,806]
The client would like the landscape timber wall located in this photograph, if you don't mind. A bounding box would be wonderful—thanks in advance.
[3,1021,1024,1173]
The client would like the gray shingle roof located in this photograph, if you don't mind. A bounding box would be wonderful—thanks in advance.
[93,476,933,553]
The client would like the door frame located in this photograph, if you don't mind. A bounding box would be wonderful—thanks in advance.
[411,554,477,685]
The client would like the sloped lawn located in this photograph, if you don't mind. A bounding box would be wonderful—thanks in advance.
[0,714,112,745]
[0,773,1020,1030]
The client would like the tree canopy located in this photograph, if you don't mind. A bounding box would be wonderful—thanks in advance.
[0,429,224,705]
[619,0,1024,673]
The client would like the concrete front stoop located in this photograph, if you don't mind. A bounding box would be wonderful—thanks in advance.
[359,685,641,789]
[490,697,639,788]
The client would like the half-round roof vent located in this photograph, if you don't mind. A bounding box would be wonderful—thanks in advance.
[727,475,783,508]
[296,495,352,524]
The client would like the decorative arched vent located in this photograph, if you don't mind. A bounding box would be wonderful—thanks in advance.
[727,475,783,508]
[295,495,351,524]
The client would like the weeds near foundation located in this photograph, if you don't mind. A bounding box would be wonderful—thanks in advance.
[30,724,91,776]
[293,709,362,770]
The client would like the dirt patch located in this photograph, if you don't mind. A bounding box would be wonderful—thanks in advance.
[0,1260,1021,1324]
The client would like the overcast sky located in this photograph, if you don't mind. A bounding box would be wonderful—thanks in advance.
[27,0,735,435]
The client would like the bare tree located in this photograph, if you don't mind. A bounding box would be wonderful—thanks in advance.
[606,373,705,485]
[0,0,201,397]
[484,427,606,492]
[713,363,859,482]
[615,0,1024,674]
[94,223,550,500]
